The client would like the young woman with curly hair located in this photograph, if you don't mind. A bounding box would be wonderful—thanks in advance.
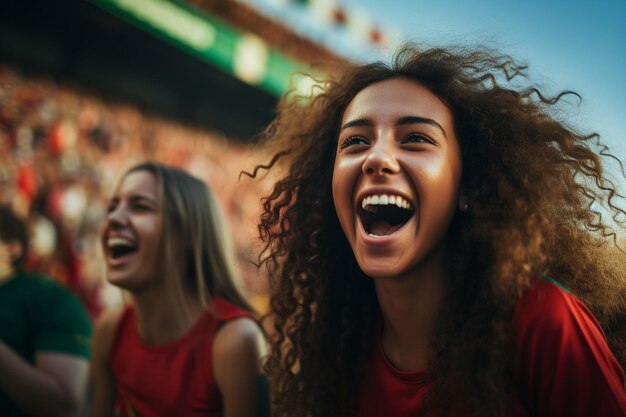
[253,45,626,417]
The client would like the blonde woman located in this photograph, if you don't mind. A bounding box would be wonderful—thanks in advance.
[92,162,264,417]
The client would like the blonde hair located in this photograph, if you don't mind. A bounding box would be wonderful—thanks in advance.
[126,162,253,313]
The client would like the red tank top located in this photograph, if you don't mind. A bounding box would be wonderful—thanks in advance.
[110,298,254,417]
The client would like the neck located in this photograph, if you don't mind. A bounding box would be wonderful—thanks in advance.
[374,245,447,372]
[131,287,204,345]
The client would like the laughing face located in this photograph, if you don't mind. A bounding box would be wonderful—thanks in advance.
[101,169,164,291]
[332,77,462,280]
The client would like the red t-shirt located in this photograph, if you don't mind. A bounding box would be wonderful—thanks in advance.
[357,278,626,416]
[110,298,254,417]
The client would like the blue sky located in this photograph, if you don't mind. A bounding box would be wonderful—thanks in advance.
[350,0,626,168]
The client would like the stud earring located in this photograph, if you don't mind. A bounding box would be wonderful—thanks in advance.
[459,197,469,212]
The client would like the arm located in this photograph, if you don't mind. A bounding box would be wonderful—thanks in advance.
[91,308,122,417]
[213,317,266,417]
[0,276,93,417]
[0,341,89,417]
[514,280,626,416]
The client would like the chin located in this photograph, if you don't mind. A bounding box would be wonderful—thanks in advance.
[105,273,131,289]
[356,258,405,280]
[106,270,139,290]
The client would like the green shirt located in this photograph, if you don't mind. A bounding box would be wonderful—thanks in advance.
[0,271,92,416]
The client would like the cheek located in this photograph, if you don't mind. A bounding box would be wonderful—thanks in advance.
[331,158,359,225]
[132,218,164,252]
[413,160,462,238]
[332,164,352,234]
[418,152,461,194]
[425,171,459,204]
[99,219,110,249]
[331,169,346,227]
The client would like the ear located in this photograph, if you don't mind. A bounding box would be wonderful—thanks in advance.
[458,195,469,212]
[7,240,24,265]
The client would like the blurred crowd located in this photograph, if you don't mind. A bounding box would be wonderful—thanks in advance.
[0,66,274,317]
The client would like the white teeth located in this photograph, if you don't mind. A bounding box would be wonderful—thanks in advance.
[360,194,413,211]
[107,237,136,249]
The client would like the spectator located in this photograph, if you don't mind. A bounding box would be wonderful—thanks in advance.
[0,205,92,417]
[258,45,626,417]
[92,162,265,417]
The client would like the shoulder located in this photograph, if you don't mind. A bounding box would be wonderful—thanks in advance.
[514,277,593,332]
[19,271,83,308]
[212,317,265,416]
[211,297,262,364]
[13,271,59,294]
[17,270,60,288]
[212,317,264,398]
[21,273,94,356]
[211,297,260,356]
[513,279,626,415]
[512,276,618,377]
[213,317,262,358]
[513,275,620,374]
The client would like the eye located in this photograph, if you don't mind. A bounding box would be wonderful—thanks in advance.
[106,200,118,214]
[340,135,369,149]
[402,133,434,145]
[131,202,154,212]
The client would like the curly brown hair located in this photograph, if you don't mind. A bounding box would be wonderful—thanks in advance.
[251,45,626,417]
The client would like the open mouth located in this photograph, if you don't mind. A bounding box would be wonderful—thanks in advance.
[107,237,138,260]
[358,194,415,237]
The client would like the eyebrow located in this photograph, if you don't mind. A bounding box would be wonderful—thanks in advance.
[340,118,373,130]
[129,195,158,205]
[397,116,447,138]
[109,194,158,206]
[341,116,447,138]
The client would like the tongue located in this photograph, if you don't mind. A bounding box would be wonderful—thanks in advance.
[370,220,393,236]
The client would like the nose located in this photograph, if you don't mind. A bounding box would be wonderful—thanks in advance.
[362,138,400,177]
[105,204,127,229]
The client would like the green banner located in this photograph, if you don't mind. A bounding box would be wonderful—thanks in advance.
[86,0,309,96]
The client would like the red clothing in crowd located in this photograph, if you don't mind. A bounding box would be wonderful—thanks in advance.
[110,298,253,417]
[357,278,626,416]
